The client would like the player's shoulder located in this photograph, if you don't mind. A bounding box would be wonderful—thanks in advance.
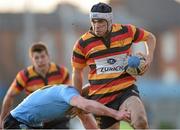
[25,65,38,78]
[16,66,32,77]
[79,31,95,42]
[49,62,58,68]
[48,62,60,72]
[112,23,135,32]
[49,62,69,73]
[74,31,96,49]
[122,23,136,29]
[51,62,68,70]
[112,23,122,32]
[26,65,33,71]
[112,23,121,27]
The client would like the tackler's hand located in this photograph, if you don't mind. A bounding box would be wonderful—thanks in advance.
[115,109,131,122]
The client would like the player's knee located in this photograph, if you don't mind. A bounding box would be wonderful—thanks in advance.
[133,115,148,129]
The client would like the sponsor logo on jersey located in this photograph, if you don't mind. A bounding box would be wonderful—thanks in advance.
[95,54,127,74]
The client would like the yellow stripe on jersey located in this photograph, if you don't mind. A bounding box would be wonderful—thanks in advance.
[112,24,122,32]
[86,44,106,58]
[48,63,58,73]
[81,32,94,41]
[27,66,38,78]
[129,24,136,37]
[71,62,86,69]
[16,73,26,87]
[89,80,135,95]
[74,47,85,56]
[88,73,124,80]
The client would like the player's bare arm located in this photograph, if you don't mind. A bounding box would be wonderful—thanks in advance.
[72,68,84,93]
[145,32,156,65]
[0,86,18,126]
[70,95,130,121]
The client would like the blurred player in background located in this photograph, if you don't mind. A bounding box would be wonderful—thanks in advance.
[71,2,156,129]
[2,84,130,129]
[0,42,71,129]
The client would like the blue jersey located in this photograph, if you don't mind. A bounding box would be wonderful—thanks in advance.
[10,84,79,127]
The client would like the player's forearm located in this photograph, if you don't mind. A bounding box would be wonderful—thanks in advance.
[72,68,83,93]
[82,100,118,119]
[0,96,14,120]
[72,96,117,119]
[146,33,156,63]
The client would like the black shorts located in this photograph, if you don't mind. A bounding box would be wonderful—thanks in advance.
[43,117,70,129]
[3,114,40,129]
[3,114,70,129]
[3,114,21,129]
[94,84,140,129]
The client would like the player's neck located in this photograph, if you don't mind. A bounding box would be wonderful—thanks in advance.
[35,64,50,78]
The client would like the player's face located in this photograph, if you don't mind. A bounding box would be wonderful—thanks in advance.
[31,50,50,71]
[91,19,108,37]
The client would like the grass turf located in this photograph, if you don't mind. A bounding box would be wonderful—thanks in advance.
[120,121,133,130]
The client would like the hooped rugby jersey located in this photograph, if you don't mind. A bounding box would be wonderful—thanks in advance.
[11,62,70,95]
[72,24,150,104]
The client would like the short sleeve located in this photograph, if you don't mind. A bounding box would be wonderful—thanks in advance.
[60,86,80,104]
[10,70,27,94]
[59,66,70,84]
[71,39,86,69]
[129,24,150,43]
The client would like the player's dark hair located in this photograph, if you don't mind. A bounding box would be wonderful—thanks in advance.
[29,42,49,57]
[91,2,112,13]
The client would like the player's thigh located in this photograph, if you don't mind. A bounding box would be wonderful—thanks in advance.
[119,96,147,123]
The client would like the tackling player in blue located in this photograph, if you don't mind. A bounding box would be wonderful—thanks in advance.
[2,84,130,129]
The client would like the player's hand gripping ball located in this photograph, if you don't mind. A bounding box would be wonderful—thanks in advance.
[124,54,146,76]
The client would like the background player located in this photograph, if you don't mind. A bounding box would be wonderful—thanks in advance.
[0,42,71,129]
